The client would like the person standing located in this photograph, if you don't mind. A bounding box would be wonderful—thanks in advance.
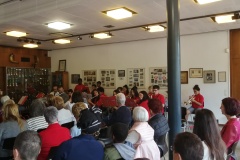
[152,85,165,114]
[74,78,86,92]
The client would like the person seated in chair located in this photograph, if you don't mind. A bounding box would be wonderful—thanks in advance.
[104,123,135,160]
[13,130,41,160]
[173,132,204,160]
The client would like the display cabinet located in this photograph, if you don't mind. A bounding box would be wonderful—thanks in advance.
[52,71,69,91]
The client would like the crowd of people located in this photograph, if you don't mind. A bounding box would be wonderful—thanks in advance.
[0,80,239,160]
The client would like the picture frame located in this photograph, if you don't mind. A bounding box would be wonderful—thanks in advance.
[218,71,226,82]
[71,74,80,84]
[149,67,168,88]
[59,60,66,71]
[189,68,203,78]
[118,70,125,77]
[181,71,188,84]
[203,70,216,83]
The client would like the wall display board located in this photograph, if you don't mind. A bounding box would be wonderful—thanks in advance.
[100,69,116,88]
[149,67,168,88]
[127,68,145,88]
[82,70,97,86]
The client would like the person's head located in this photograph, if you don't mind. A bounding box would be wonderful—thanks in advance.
[113,89,120,96]
[92,84,97,90]
[133,107,148,122]
[139,91,149,102]
[173,132,203,160]
[13,130,41,160]
[92,89,99,97]
[193,109,226,160]
[52,85,58,93]
[131,88,139,98]
[97,87,104,95]
[122,85,129,94]
[78,78,83,85]
[2,99,15,112]
[116,93,126,107]
[221,97,240,116]
[68,89,73,97]
[54,96,64,110]
[72,102,87,121]
[148,98,162,114]
[97,81,101,87]
[29,99,46,118]
[1,95,10,104]
[148,85,153,93]
[46,94,55,107]
[112,123,129,143]
[44,106,58,124]
[77,109,101,136]
[58,86,64,94]
[152,85,160,94]
[71,91,84,103]
[193,85,200,95]
[117,87,123,92]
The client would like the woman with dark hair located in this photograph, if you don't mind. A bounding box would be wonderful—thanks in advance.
[66,91,85,112]
[148,99,169,156]
[220,97,240,150]
[186,84,204,120]
[193,109,226,160]
[138,91,151,118]
[122,85,129,97]
[88,89,100,107]
[113,89,120,96]
[130,88,140,104]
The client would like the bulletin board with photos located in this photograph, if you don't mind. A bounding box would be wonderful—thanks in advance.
[100,69,116,88]
[149,67,168,88]
[82,70,97,87]
[127,68,145,88]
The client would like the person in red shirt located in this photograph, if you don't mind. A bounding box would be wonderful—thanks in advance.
[186,85,204,120]
[148,85,153,98]
[38,107,71,160]
[139,91,151,119]
[74,78,86,92]
[122,85,129,97]
[130,87,140,104]
[152,85,165,114]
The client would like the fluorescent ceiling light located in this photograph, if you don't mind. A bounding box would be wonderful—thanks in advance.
[213,14,236,24]
[6,31,27,37]
[145,25,165,32]
[54,39,71,44]
[93,33,112,39]
[23,44,38,48]
[194,0,221,4]
[104,7,136,20]
[47,22,71,30]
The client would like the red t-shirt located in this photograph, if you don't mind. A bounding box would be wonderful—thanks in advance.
[96,94,107,107]
[74,84,86,92]
[192,93,204,109]
[152,93,165,113]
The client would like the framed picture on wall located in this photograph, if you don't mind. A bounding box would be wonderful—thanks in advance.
[118,70,125,77]
[127,68,145,88]
[82,70,97,87]
[203,70,216,83]
[181,71,188,84]
[71,74,80,84]
[100,69,116,88]
[189,68,203,78]
[149,67,168,88]
[218,71,226,82]
[59,60,66,71]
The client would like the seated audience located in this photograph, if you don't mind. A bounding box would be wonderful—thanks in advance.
[53,107,104,160]
[38,107,71,160]
[152,85,165,113]
[1,95,10,106]
[49,85,59,96]
[45,94,55,107]
[220,97,240,149]
[0,104,27,158]
[193,109,226,160]
[58,86,69,103]
[54,96,75,125]
[148,99,169,156]
[126,107,160,160]
[106,93,132,126]
[26,99,48,131]
[173,132,204,160]
[66,91,85,112]
[138,91,151,118]
[104,123,135,160]
[13,130,41,160]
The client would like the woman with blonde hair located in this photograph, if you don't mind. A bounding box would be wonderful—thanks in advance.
[0,103,27,158]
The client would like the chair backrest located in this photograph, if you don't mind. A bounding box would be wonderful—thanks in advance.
[2,137,16,150]
[61,121,74,129]
[37,128,47,133]
[181,107,187,120]
[228,140,239,160]
[157,132,168,157]
[47,146,59,160]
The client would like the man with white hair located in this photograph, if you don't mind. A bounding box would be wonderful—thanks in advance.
[107,93,132,126]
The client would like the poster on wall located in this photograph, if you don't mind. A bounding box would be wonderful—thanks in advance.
[127,68,145,88]
[82,70,97,87]
[100,69,116,88]
[149,67,168,88]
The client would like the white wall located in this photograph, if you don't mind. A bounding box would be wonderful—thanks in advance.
[49,31,230,124]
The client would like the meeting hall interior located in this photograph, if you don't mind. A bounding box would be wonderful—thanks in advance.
[0,0,240,160]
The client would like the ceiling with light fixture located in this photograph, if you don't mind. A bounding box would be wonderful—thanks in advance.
[0,0,239,50]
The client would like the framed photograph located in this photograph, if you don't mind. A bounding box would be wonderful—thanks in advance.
[181,71,188,84]
[59,60,66,71]
[118,70,125,77]
[189,68,203,78]
[218,71,226,82]
[203,70,216,83]
[149,67,168,88]
[71,74,80,84]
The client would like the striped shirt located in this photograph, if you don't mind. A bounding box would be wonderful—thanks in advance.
[26,116,48,131]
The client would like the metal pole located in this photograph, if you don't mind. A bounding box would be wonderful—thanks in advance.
[166,0,181,159]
